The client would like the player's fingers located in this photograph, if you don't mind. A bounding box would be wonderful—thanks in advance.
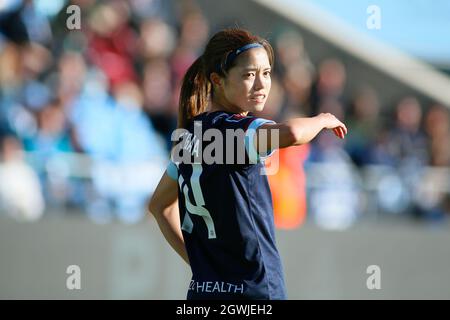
[342,124,348,135]
[338,123,347,135]
[332,128,339,138]
[337,126,347,138]
[333,128,343,139]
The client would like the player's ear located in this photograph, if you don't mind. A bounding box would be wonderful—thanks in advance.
[210,72,223,87]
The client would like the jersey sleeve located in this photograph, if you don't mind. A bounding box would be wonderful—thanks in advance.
[216,113,276,164]
[244,117,276,163]
[166,160,178,180]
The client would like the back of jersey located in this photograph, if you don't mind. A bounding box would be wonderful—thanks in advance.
[168,110,287,300]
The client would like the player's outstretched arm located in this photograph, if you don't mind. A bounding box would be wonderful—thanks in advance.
[148,171,189,265]
[256,112,347,151]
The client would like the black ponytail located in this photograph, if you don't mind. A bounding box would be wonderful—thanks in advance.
[178,56,210,129]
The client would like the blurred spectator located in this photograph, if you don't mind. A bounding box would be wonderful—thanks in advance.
[23,100,73,157]
[345,85,383,166]
[274,29,314,116]
[281,61,313,117]
[20,0,53,46]
[177,7,209,54]
[421,104,450,221]
[69,68,117,159]
[385,97,430,218]
[22,100,75,207]
[0,134,45,221]
[112,81,166,163]
[22,42,52,84]
[139,18,176,60]
[87,0,138,88]
[57,51,86,107]
[309,58,347,116]
[0,41,52,141]
[142,58,177,149]
[387,97,429,168]
[274,28,314,77]
[424,104,450,167]
[0,41,23,89]
[415,166,450,222]
[0,0,29,44]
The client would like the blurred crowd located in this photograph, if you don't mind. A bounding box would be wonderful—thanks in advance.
[0,0,449,226]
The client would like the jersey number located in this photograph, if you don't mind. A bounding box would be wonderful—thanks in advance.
[178,164,216,239]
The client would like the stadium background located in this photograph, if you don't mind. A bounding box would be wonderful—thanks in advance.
[1,0,449,299]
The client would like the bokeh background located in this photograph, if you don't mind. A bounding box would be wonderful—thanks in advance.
[1,0,450,299]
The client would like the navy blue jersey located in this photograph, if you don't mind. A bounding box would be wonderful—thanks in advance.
[167,111,287,300]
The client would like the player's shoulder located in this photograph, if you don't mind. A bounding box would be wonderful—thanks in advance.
[193,111,265,134]
[210,111,257,127]
[225,113,255,123]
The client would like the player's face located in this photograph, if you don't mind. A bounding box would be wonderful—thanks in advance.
[223,48,272,113]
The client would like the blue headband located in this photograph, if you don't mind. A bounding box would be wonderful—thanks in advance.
[217,43,264,73]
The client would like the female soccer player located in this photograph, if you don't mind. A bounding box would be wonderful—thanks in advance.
[148,28,347,300]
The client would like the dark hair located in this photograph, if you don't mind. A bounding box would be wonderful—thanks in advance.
[178,28,274,129]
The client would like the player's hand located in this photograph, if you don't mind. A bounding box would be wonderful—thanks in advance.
[318,113,348,139]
